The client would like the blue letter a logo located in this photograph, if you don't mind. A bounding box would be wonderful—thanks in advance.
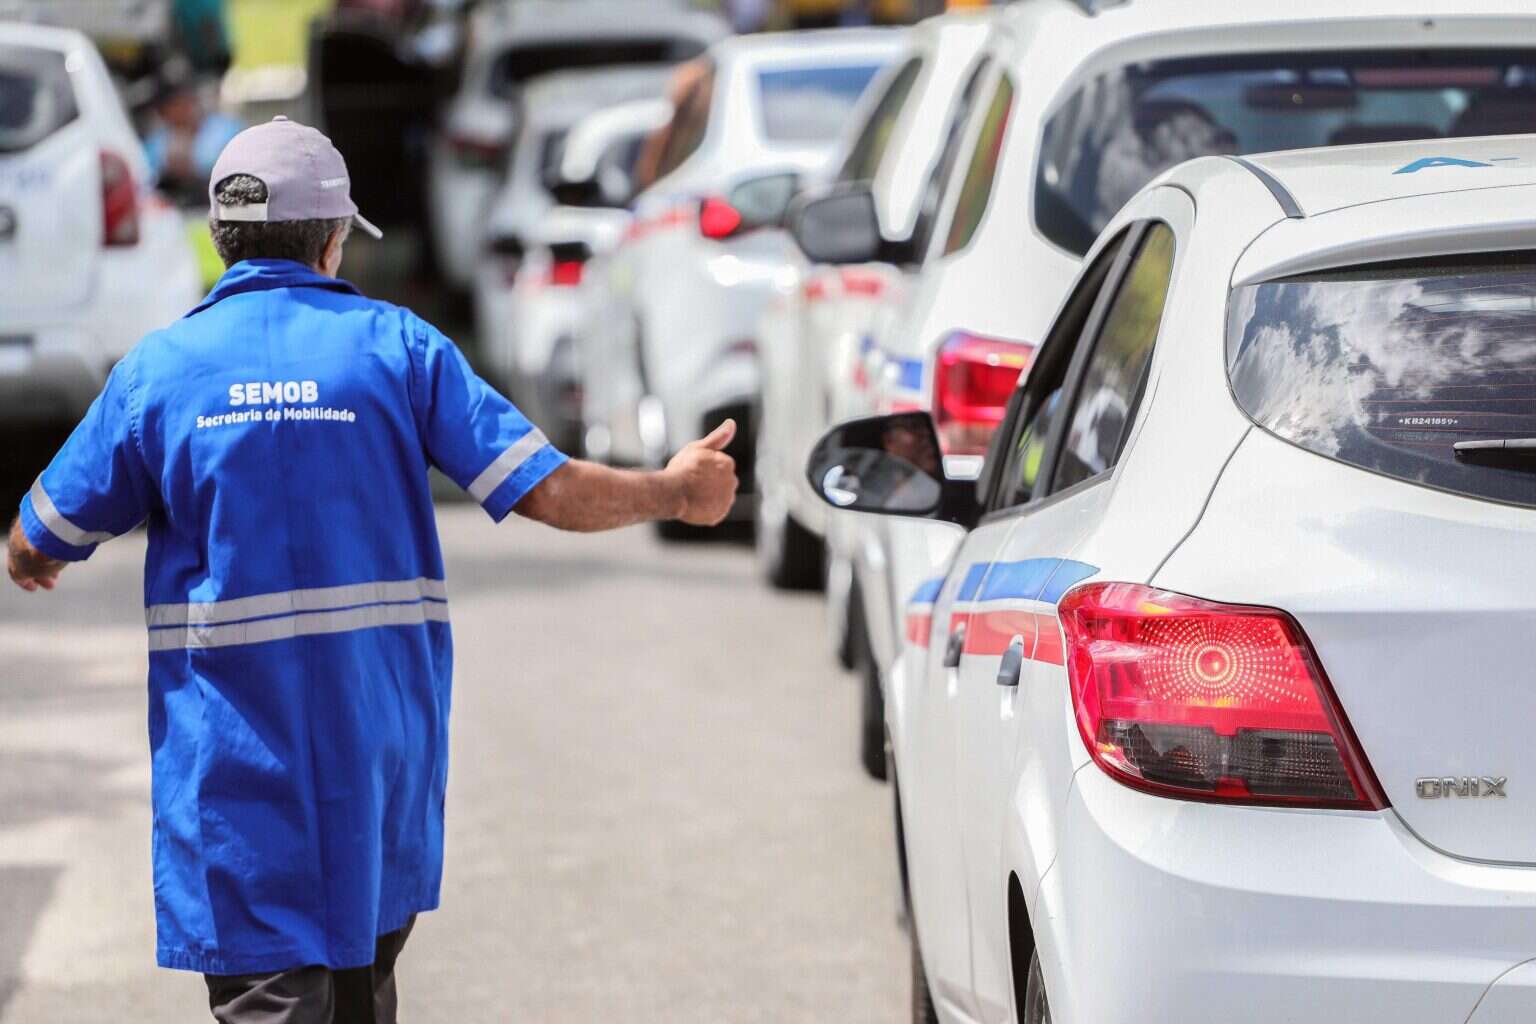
[1394,156,1494,175]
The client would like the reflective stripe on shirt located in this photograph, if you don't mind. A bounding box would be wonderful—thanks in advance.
[148,595,450,652]
[467,428,549,504]
[146,576,449,628]
[28,478,117,547]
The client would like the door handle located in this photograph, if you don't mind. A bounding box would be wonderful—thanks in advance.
[943,624,966,668]
[996,636,1025,688]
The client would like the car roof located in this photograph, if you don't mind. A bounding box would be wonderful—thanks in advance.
[519,64,671,123]
[471,0,728,47]
[710,26,906,71]
[997,0,1536,38]
[1239,136,1536,218]
[0,19,94,54]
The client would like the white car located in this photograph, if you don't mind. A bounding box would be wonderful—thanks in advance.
[808,133,1536,1023]
[426,0,727,294]
[0,22,200,425]
[580,28,904,535]
[466,67,672,445]
[756,11,993,587]
[792,0,1536,788]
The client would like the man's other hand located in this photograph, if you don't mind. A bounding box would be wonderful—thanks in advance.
[667,419,740,526]
[7,516,64,593]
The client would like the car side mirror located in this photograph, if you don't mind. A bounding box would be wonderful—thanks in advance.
[808,411,971,522]
[788,183,883,265]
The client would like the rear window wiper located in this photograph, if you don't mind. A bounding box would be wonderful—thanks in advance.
[1453,438,1536,463]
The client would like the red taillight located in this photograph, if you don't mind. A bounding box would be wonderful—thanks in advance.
[446,132,507,170]
[699,196,742,240]
[547,259,584,287]
[932,331,1033,455]
[1058,582,1385,809]
[100,150,139,247]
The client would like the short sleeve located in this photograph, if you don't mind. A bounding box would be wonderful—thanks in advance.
[408,318,567,522]
[19,361,156,561]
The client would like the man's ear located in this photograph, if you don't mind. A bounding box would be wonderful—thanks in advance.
[320,227,347,277]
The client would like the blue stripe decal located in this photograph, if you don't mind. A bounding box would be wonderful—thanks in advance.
[895,356,923,392]
[909,577,944,606]
[956,558,1100,604]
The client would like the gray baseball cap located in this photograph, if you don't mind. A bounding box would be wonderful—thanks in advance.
[209,116,382,240]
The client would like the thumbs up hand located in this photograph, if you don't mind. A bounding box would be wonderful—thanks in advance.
[666,419,740,526]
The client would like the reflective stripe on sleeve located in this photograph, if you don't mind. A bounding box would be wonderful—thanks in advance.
[28,478,117,547]
[467,429,550,504]
[146,576,449,628]
[147,599,451,652]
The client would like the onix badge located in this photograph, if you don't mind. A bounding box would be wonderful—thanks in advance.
[1415,777,1507,799]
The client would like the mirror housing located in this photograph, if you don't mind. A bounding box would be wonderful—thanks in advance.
[788,183,889,265]
[729,171,800,230]
[806,412,979,526]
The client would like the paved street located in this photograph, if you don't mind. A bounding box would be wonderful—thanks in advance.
[0,504,907,1022]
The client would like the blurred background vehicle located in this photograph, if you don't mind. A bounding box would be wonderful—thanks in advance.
[0,22,201,429]
[579,27,905,538]
[756,10,991,779]
[473,79,672,452]
[425,0,728,294]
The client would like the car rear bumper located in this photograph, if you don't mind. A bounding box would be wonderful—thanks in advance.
[0,324,105,424]
[1036,763,1536,1023]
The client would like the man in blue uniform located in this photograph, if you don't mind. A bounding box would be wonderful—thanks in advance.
[5,117,737,1023]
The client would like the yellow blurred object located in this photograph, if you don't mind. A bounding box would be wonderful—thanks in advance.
[187,218,225,290]
[227,0,333,70]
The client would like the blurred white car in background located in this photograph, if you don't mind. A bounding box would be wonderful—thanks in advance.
[580,28,905,536]
[476,92,671,452]
[794,0,1536,794]
[810,131,1536,1024]
[426,0,727,294]
[0,22,200,426]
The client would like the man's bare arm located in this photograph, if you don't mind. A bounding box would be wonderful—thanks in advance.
[7,516,65,592]
[515,420,739,533]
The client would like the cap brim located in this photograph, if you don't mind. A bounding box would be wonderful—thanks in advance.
[353,212,383,240]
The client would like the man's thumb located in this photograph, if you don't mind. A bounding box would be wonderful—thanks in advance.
[697,418,737,452]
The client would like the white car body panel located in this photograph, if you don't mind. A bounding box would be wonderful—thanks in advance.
[0,22,199,423]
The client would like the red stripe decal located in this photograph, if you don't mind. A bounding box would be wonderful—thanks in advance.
[906,612,932,647]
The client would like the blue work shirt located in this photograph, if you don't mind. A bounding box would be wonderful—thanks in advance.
[18,259,566,974]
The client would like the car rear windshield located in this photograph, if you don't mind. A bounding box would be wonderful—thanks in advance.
[0,45,78,154]
[491,39,708,99]
[1037,50,1536,256]
[756,63,883,143]
[1228,254,1536,509]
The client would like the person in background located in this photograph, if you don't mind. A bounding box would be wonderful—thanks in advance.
[144,56,243,202]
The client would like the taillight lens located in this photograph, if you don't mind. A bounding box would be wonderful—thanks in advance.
[699,196,742,240]
[100,150,139,247]
[932,331,1033,455]
[1058,582,1385,810]
[546,259,585,287]
[446,132,507,170]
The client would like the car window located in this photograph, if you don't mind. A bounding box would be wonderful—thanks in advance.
[837,57,923,184]
[1229,252,1536,510]
[757,62,885,144]
[1036,48,1536,256]
[943,72,1013,257]
[1051,223,1175,492]
[489,38,708,100]
[0,45,78,154]
[910,57,991,259]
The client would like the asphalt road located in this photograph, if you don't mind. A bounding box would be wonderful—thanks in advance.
[0,504,907,1022]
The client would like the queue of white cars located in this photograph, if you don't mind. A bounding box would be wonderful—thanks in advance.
[780,1,1536,1022]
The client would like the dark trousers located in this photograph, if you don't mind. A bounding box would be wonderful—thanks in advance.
[205,917,415,1024]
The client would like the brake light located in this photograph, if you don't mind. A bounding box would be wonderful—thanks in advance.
[932,331,1033,455]
[100,150,139,247]
[446,131,506,170]
[1058,582,1385,809]
[699,196,742,240]
[546,259,585,287]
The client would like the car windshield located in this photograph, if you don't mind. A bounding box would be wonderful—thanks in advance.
[757,63,884,143]
[490,39,707,99]
[0,45,78,154]
[1228,254,1536,509]
[1037,50,1536,255]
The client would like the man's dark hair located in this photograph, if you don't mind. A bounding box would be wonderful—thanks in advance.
[209,174,350,269]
